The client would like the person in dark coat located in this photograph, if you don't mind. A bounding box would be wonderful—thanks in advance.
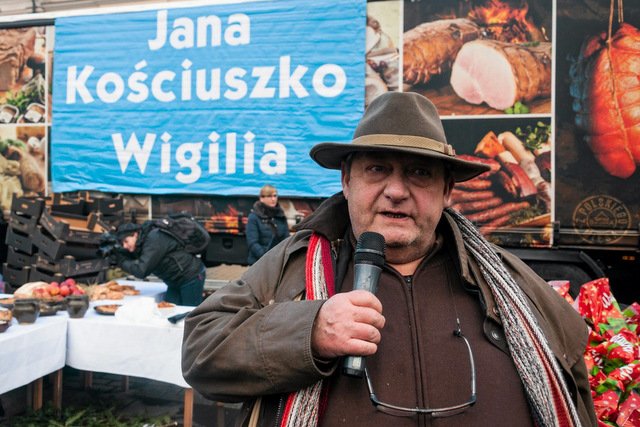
[114,222,206,306]
[245,184,290,265]
[182,93,597,427]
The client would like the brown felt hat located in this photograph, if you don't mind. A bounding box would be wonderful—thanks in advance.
[310,92,490,182]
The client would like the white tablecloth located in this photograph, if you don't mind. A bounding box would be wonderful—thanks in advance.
[65,281,191,388]
[1,280,192,393]
[0,295,67,394]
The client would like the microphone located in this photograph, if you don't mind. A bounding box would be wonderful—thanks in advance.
[342,231,386,377]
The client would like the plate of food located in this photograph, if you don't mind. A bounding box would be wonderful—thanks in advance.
[0,297,15,309]
[157,301,176,317]
[94,304,122,316]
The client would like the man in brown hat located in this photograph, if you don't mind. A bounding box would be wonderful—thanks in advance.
[182,92,596,427]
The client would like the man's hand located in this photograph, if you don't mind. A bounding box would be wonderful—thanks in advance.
[311,290,385,359]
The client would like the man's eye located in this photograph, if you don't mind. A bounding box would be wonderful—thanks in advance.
[409,167,430,177]
[366,165,386,173]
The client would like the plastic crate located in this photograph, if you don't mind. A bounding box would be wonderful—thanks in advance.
[10,196,45,218]
[35,254,107,276]
[2,263,31,287]
[30,267,106,285]
[88,197,124,215]
[8,211,40,234]
[6,246,36,268]
[32,226,100,261]
[39,208,105,244]
[5,226,36,255]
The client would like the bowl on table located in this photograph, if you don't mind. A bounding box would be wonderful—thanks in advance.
[66,295,90,319]
[12,298,40,324]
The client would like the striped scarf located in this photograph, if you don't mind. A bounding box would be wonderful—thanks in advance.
[279,233,335,427]
[279,210,582,427]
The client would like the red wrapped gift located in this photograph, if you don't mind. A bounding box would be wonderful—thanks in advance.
[577,278,624,328]
[623,303,640,330]
[616,391,640,426]
[606,331,640,365]
[593,390,621,421]
[549,277,640,426]
[548,280,575,304]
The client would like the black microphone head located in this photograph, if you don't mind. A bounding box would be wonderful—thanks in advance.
[354,232,385,267]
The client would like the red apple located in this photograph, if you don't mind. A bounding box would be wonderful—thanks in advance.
[59,285,71,297]
[48,283,60,296]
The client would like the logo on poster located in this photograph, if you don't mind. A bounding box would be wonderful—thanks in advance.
[572,195,631,244]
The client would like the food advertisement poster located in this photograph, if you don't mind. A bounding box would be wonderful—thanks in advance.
[0,27,48,212]
[554,0,640,247]
[51,0,365,197]
[396,0,639,247]
[399,0,554,246]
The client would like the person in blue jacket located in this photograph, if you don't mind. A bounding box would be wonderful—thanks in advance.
[246,184,290,265]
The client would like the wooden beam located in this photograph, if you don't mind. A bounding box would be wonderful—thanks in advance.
[52,369,63,411]
[183,388,194,427]
[31,377,43,410]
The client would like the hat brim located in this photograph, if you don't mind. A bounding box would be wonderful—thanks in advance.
[310,142,490,182]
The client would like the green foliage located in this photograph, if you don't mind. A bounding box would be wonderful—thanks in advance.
[514,121,551,151]
[0,137,26,154]
[2,402,176,427]
[504,101,530,115]
[5,74,45,115]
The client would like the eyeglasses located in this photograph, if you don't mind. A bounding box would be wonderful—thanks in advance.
[364,327,476,418]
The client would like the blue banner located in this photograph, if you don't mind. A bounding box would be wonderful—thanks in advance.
[52,0,365,196]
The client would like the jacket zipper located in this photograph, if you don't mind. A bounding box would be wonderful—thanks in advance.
[274,395,284,427]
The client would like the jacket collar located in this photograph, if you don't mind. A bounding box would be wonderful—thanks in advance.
[294,192,350,241]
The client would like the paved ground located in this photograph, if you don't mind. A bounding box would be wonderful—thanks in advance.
[0,265,250,427]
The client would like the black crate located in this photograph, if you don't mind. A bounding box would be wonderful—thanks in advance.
[32,226,100,261]
[90,212,123,233]
[8,212,40,234]
[204,233,249,265]
[6,246,36,268]
[11,196,45,218]
[50,200,88,216]
[5,226,35,255]
[89,197,124,215]
[2,263,31,287]
[28,267,64,284]
[30,267,106,285]
[39,209,104,244]
[35,254,107,276]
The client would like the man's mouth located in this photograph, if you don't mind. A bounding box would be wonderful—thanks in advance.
[382,212,408,219]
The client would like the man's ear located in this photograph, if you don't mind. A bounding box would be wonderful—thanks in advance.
[443,176,455,207]
[341,162,350,200]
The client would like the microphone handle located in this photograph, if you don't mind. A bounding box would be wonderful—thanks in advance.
[342,263,382,377]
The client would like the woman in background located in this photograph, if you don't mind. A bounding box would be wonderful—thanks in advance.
[245,184,290,265]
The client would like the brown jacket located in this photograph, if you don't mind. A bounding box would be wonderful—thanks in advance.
[182,193,597,426]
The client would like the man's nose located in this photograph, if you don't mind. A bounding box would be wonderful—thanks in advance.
[383,169,410,199]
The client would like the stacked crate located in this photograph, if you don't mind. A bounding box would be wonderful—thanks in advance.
[3,194,125,290]
[31,196,125,285]
[3,197,44,291]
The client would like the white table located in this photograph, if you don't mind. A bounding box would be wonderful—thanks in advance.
[65,302,191,388]
[65,281,194,426]
[1,281,197,425]
[0,295,68,409]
